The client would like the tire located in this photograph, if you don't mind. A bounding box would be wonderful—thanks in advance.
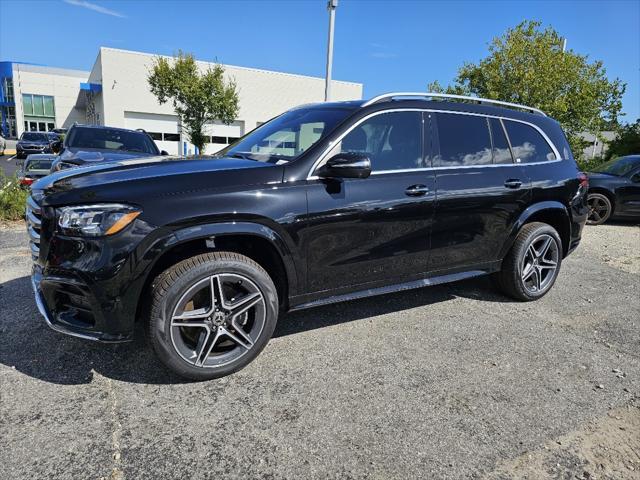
[147,251,279,381]
[495,222,563,301]
[586,193,612,225]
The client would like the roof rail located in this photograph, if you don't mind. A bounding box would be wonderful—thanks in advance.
[362,92,546,116]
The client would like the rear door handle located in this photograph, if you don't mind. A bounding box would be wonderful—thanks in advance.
[405,184,429,196]
[504,179,522,189]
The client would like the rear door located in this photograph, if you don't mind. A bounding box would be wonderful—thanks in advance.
[303,110,436,293]
[429,113,530,271]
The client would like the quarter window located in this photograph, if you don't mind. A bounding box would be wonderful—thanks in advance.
[503,120,556,163]
[434,113,492,166]
[332,111,424,171]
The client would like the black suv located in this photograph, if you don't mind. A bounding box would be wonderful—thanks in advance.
[28,93,588,380]
[50,124,167,172]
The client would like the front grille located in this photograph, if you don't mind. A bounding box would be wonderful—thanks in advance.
[26,196,42,261]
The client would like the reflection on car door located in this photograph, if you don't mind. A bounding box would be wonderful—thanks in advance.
[430,113,531,271]
[303,111,436,294]
[618,168,640,216]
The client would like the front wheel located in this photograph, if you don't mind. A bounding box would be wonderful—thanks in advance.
[147,251,279,381]
[495,222,562,301]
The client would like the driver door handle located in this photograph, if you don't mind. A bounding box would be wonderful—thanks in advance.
[504,179,522,189]
[405,184,429,196]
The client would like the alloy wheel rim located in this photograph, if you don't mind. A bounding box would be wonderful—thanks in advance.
[520,234,559,294]
[169,273,266,368]
[587,196,609,223]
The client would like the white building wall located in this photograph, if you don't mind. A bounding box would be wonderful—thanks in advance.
[12,64,88,136]
[96,47,363,154]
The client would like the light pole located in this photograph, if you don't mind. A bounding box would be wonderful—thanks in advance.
[324,0,338,101]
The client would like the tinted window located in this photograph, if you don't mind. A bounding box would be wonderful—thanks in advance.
[66,127,159,154]
[334,111,423,171]
[164,133,180,141]
[504,120,556,163]
[489,118,513,164]
[21,132,48,141]
[593,155,640,176]
[435,113,492,166]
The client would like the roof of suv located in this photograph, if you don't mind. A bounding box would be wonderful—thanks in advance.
[69,124,148,134]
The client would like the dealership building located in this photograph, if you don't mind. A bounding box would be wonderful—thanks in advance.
[0,47,363,154]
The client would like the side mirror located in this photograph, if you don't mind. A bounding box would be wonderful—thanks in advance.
[317,152,371,179]
[631,173,640,183]
[161,150,169,156]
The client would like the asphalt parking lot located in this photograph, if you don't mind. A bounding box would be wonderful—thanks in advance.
[1,222,639,479]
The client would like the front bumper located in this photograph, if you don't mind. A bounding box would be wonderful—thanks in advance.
[17,146,49,157]
[31,266,133,343]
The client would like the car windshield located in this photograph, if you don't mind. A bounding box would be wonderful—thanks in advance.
[21,132,48,141]
[66,127,159,154]
[219,106,354,163]
[593,156,640,176]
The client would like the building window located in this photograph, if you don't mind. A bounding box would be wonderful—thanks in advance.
[47,122,55,131]
[22,94,55,117]
[2,77,15,103]
[211,136,226,144]
[163,133,180,141]
[227,137,239,143]
[148,132,162,141]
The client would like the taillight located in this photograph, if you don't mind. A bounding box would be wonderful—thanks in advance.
[20,177,34,186]
[578,172,589,188]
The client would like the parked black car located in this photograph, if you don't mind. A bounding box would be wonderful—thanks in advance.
[28,93,588,380]
[16,132,61,159]
[17,154,56,188]
[50,124,168,172]
[586,155,640,224]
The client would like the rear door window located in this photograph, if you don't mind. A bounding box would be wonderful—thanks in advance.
[434,113,492,167]
[503,120,556,163]
[489,118,513,164]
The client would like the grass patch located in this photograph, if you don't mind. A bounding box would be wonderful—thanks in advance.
[0,171,28,221]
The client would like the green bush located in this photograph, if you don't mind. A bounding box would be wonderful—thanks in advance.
[0,171,28,221]
[577,155,607,173]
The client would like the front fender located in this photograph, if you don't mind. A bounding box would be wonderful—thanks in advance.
[149,221,300,297]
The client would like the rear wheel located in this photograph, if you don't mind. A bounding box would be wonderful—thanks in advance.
[495,222,562,301]
[147,251,278,380]
[586,193,612,225]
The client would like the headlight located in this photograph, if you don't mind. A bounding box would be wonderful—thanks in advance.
[58,204,141,237]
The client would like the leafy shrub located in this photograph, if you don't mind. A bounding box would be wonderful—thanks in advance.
[577,155,607,172]
[0,171,28,221]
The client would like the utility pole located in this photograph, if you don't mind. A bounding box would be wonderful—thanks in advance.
[561,37,567,53]
[324,0,338,101]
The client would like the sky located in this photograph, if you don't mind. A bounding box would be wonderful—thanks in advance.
[1,0,639,121]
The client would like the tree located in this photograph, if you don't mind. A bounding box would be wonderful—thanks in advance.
[148,51,239,155]
[429,21,626,155]
[605,120,640,160]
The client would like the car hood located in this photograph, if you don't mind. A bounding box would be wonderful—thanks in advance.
[59,147,153,164]
[32,155,283,206]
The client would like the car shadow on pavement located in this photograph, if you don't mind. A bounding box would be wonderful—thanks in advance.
[0,273,512,386]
